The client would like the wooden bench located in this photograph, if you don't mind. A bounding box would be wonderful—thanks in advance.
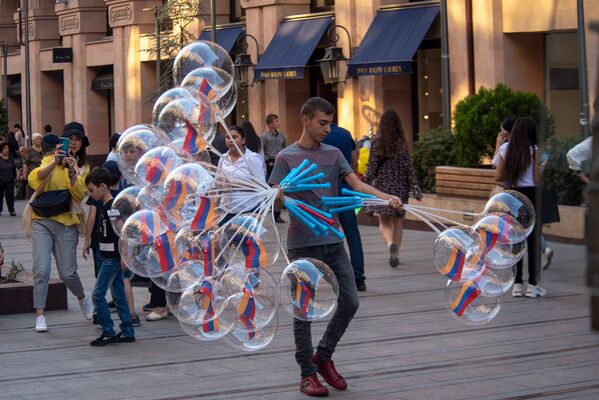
[435,166,497,199]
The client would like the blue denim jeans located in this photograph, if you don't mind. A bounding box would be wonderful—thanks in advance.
[92,258,134,337]
[338,209,365,282]
[288,243,360,377]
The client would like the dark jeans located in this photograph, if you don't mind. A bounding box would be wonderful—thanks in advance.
[0,180,15,213]
[512,186,540,285]
[288,242,360,377]
[92,258,134,337]
[338,209,365,282]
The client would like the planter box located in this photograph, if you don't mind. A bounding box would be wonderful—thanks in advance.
[0,272,67,315]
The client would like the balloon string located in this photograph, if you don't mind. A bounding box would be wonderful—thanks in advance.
[403,205,467,228]
[406,204,481,217]
[404,208,442,235]
[404,206,449,230]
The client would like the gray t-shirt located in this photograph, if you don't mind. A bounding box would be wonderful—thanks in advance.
[268,142,353,249]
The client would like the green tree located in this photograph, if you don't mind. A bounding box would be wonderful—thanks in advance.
[543,135,585,205]
[413,128,456,193]
[453,84,554,167]
[144,0,204,102]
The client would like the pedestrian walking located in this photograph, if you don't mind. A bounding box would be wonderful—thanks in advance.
[269,97,402,396]
[262,113,287,224]
[363,109,422,268]
[23,133,45,198]
[26,123,94,332]
[323,124,366,291]
[0,141,17,216]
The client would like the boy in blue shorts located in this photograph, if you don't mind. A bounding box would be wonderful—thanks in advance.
[85,167,135,346]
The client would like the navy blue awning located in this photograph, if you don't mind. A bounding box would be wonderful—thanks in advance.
[348,5,439,76]
[254,16,332,80]
[199,25,245,53]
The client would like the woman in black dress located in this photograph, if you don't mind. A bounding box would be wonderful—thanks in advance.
[363,109,421,267]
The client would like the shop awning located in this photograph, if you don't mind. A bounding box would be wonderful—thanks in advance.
[347,5,439,76]
[254,16,332,80]
[92,72,114,91]
[199,25,245,53]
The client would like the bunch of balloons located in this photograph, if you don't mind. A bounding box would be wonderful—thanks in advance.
[319,189,535,326]
[108,41,342,352]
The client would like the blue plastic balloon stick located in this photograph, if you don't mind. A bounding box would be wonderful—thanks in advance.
[294,200,334,219]
[329,204,362,214]
[286,202,317,231]
[288,163,318,184]
[327,224,346,240]
[340,188,377,199]
[321,196,361,205]
[293,172,326,185]
[281,159,310,186]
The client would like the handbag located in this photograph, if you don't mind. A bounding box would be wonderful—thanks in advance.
[541,185,560,224]
[30,189,72,218]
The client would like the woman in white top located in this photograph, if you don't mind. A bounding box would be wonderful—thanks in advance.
[217,125,266,225]
[495,117,545,298]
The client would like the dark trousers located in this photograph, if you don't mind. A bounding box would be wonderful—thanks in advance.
[0,180,15,213]
[513,186,540,285]
[288,242,360,377]
[149,281,166,307]
[338,209,365,282]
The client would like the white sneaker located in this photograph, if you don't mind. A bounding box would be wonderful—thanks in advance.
[525,284,547,298]
[35,315,48,332]
[79,296,94,320]
[542,247,554,270]
[512,283,523,297]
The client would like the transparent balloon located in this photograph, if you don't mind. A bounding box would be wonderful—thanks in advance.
[151,87,194,130]
[181,67,233,102]
[175,227,203,264]
[217,81,238,119]
[134,146,183,187]
[162,163,216,229]
[109,186,142,237]
[116,128,163,186]
[175,277,225,327]
[136,185,164,210]
[484,190,535,237]
[477,265,516,295]
[472,213,528,268]
[178,315,230,341]
[119,210,178,278]
[279,258,339,321]
[164,260,207,292]
[157,96,217,154]
[219,267,279,332]
[218,213,280,270]
[224,313,278,352]
[445,279,501,325]
[433,226,485,281]
[173,41,234,85]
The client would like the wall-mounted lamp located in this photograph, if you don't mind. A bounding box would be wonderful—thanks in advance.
[317,24,352,86]
[233,33,260,87]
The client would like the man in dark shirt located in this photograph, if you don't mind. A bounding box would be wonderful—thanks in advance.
[323,124,366,291]
[262,113,287,223]
[269,97,401,396]
[85,167,135,346]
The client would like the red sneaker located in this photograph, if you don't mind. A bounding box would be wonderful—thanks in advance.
[313,354,348,391]
[300,374,329,397]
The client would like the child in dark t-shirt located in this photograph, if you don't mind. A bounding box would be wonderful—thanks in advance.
[85,167,135,346]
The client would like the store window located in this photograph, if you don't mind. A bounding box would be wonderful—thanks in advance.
[311,0,334,13]
[416,48,442,134]
[230,0,246,22]
[546,32,580,137]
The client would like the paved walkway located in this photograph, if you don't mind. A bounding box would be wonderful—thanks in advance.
[0,200,597,400]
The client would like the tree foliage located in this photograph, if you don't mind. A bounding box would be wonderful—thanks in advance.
[144,0,204,102]
[413,128,457,193]
[543,136,585,206]
[453,84,555,167]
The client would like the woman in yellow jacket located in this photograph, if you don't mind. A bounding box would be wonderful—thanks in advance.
[28,122,94,332]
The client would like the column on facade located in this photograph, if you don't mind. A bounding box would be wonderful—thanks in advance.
[56,0,111,156]
[19,0,63,135]
[1,0,20,126]
[106,0,162,133]
[336,0,383,139]
[242,0,311,137]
